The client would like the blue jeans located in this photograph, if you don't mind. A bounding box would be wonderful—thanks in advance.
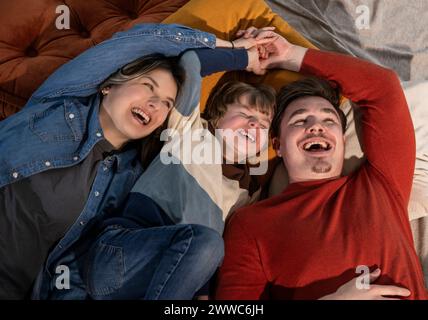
[82,223,223,300]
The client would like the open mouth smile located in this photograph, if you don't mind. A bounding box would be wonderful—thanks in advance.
[131,107,151,125]
[237,129,256,143]
[299,138,334,155]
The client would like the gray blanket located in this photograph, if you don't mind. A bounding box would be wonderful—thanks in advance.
[267,0,428,81]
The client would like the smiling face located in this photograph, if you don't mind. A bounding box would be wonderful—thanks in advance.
[99,68,178,149]
[216,94,272,162]
[273,96,345,183]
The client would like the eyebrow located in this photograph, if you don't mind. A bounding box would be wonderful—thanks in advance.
[288,107,340,121]
[142,76,176,105]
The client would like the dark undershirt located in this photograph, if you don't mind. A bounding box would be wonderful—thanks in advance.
[0,139,115,299]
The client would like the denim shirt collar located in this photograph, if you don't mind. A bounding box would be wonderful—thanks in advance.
[89,94,140,173]
[88,94,105,144]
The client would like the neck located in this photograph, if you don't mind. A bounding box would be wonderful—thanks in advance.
[222,144,248,165]
[288,174,341,184]
[99,104,128,150]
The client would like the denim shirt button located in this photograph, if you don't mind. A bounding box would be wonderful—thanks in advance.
[103,166,108,172]
[12,172,19,179]
[68,113,75,119]
[79,221,85,226]
[177,32,182,36]
[94,191,100,197]
[96,132,102,138]
[203,37,209,42]
[45,161,51,167]
[73,156,79,161]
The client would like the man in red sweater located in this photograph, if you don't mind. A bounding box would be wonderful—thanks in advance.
[215,28,428,300]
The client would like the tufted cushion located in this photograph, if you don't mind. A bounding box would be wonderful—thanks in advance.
[0,0,189,120]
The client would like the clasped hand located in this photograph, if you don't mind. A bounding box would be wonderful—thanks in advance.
[231,26,295,75]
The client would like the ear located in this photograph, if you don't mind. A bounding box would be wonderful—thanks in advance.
[101,86,111,95]
[272,137,282,157]
[210,117,220,129]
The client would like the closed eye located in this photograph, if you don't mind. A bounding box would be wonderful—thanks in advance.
[324,118,337,124]
[163,100,173,109]
[239,112,250,118]
[143,83,154,91]
[293,119,306,126]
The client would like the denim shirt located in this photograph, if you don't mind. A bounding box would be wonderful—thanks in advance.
[0,23,216,299]
[0,24,215,188]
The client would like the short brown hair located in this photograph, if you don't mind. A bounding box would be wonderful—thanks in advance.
[203,81,276,126]
[271,77,347,138]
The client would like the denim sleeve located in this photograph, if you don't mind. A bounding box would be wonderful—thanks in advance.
[27,23,215,104]
[171,47,248,122]
[193,48,248,77]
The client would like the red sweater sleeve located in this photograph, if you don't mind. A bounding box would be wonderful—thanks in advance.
[301,49,416,203]
[215,213,269,300]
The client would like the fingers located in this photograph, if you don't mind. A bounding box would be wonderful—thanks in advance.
[367,268,411,298]
[255,30,278,41]
[259,60,268,70]
[369,268,381,283]
[370,284,411,297]
[254,37,277,46]
[242,26,258,39]
[258,46,268,60]
[236,27,255,38]
[255,68,267,76]
[259,59,272,70]
[236,26,275,38]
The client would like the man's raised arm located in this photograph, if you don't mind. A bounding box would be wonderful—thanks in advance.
[255,29,415,203]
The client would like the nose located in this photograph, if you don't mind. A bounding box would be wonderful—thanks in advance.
[147,97,161,110]
[307,121,325,134]
[248,117,260,128]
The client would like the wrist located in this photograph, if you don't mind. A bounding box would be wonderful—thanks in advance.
[245,47,257,71]
[279,45,308,72]
[215,38,232,48]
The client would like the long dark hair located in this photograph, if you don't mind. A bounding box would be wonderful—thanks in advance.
[100,54,185,168]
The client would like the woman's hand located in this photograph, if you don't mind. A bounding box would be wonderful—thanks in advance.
[319,268,411,300]
[216,32,275,50]
[246,46,266,75]
[235,26,308,72]
[216,30,276,75]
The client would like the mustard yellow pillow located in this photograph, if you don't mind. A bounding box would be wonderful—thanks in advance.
[162,0,317,111]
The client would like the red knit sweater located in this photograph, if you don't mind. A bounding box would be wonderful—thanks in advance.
[215,49,428,300]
